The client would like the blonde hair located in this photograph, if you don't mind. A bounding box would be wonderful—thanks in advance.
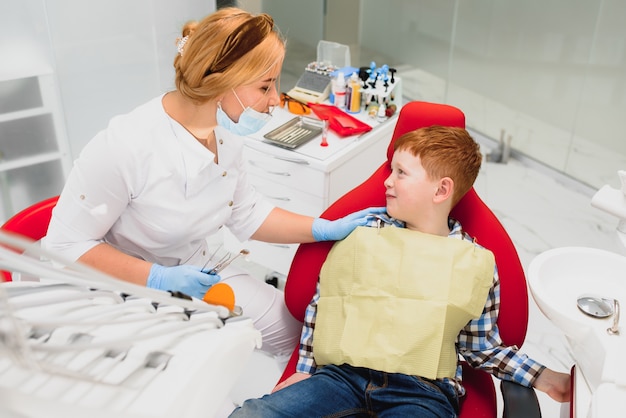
[174,7,286,103]
[394,126,482,206]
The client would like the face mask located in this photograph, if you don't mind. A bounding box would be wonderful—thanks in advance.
[216,90,272,136]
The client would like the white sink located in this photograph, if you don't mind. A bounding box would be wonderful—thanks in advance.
[528,247,626,340]
[528,247,626,417]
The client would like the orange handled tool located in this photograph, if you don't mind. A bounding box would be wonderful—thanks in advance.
[202,282,236,312]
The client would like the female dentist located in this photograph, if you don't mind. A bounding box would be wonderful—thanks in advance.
[44,7,383,357]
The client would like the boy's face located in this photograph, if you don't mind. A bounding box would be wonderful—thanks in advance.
[384,149,439,229]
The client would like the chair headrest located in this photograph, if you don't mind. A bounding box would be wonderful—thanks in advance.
[387,101,466,161]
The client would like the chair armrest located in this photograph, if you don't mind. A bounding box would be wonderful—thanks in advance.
[500,380,541,418]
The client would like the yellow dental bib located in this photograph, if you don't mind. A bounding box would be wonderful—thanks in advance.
[313,226,495,379]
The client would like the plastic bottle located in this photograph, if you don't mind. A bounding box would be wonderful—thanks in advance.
[347,72,361,113]
[367,102,379,119]
[377,102,387,122]
[332,72,346,110]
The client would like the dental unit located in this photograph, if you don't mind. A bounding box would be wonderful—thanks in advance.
[0,231,261,418]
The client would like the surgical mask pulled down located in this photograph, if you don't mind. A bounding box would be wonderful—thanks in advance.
[217,90,272,136]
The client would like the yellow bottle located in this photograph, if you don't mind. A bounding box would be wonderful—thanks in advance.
[347,72,361,114]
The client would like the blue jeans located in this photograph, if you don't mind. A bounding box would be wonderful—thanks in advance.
[230,364,459,417]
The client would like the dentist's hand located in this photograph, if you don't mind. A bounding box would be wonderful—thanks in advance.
[147,264,221,299]
[312,206,387,241]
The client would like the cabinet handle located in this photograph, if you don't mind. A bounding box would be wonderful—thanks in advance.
[244,144,310,165]
[273,155,309,165]
[269,243,291,249]
[248,160,291,176]
[265,195,291,202]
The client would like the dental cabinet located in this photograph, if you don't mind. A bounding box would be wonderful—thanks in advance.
[0,71,72,223]
[223,106,399,277]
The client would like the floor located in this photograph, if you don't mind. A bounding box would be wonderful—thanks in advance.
[225,153,623,418]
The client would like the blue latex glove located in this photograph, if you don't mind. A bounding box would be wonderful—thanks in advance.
[312,206,387,241]
[147,264,221,299]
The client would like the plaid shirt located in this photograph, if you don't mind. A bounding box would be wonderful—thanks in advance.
[296,216,545,396]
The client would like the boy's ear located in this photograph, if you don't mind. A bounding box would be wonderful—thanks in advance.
[434,177,454,202]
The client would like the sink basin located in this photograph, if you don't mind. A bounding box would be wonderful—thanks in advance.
[528,247,626,400]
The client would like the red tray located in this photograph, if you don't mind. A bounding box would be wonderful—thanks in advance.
[308,103,372,137]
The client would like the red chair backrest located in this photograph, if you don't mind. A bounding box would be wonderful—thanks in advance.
[449,188,528,345]
[0,196,59,282]
[280,102,528,384]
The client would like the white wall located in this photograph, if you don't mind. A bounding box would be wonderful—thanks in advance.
[0,0,215,160]
[44,0,216,157]
[0,1,216,219]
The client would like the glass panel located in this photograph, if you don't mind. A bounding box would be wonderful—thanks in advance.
[0,77,43,113]
[253,0,626,189]
[359,0,455,105]
[568,0,626,187]
[451,0,599,178]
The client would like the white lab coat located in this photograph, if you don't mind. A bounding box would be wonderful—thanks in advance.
[45,94,273,267]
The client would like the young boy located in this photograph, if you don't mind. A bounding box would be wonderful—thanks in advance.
[230,126,570,417]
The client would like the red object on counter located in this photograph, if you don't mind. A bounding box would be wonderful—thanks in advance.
[308,103,372,137]
[320,119,329,146]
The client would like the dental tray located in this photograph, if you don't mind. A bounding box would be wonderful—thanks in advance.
[263,116,324,149]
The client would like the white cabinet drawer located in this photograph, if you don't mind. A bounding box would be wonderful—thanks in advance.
[245,239,297,277]
[250,176,324,217]
[223,229,297,276]
[244,145,325,197]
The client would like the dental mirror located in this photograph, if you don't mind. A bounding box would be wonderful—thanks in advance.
[576,295,614,318]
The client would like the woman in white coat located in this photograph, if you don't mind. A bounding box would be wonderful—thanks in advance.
[44,7,382,357]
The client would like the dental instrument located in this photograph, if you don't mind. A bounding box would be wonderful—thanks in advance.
[205,248,250,275]
[201,243,224,271]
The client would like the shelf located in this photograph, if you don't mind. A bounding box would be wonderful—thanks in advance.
[0,57,71,223]
[0,151,66,172]
[0,106,49,123]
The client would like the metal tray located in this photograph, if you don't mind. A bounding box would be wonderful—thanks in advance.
[263,116,324,149]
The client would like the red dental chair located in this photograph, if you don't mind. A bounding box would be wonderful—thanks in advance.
[0,195,59,282]
[275,101,541,418]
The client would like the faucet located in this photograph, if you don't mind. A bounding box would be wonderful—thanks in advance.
[485,129,512,164]
[591,170,626,253]
[607,299,620,335]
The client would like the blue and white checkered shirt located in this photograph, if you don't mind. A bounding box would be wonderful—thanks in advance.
[295,215,545,396]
